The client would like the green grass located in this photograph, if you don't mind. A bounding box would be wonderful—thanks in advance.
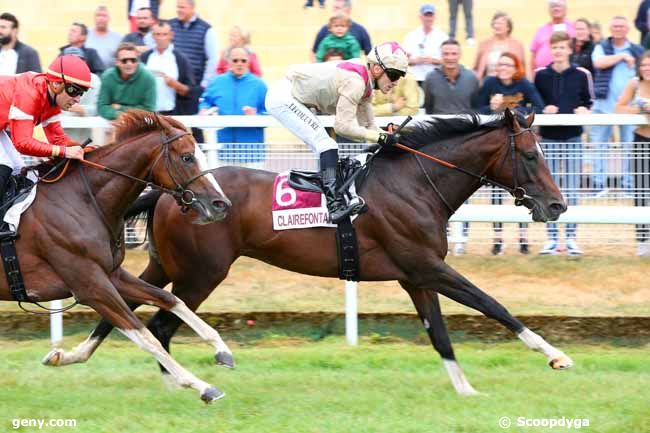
[0,335,648,433]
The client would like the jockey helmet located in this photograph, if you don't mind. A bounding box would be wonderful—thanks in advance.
[46,54,92,89]
[367,42,408,81]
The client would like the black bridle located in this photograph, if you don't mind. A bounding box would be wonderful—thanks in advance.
[410,127,537,214]
[78,128,214,251]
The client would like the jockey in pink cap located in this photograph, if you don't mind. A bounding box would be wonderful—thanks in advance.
[266,42,408,223]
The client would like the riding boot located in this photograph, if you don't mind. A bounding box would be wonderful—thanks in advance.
[0,165,16,240]
[320,149,355,224]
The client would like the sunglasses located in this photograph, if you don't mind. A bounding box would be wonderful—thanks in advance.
[383,68,406,82]
[64,83,87,97]
[119,57,138,65]
[231,58,248,63]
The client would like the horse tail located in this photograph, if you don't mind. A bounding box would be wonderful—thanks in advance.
[124,190,164,252]
[125,190,164,220]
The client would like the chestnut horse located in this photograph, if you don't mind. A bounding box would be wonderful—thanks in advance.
[1,111,234,403]
[47,110,573,395]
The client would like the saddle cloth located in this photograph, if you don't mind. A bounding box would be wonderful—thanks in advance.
[271,170,361,231]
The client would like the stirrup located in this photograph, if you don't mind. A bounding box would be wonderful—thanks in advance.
[348,196,368,215]
[0,230,17,241]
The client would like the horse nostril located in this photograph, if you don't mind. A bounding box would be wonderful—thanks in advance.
[550,202,566,214]
[212,199,230,211]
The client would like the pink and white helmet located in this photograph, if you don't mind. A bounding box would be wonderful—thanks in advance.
[367,42,408,75]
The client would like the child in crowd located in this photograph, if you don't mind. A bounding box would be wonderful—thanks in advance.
[315,13,361,62]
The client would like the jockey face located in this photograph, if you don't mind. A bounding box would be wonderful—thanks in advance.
[50,82,83,110]
[370,63,401,94]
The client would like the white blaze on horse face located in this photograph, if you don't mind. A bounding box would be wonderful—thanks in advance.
[534,137,543,156]
[193,145,227,197]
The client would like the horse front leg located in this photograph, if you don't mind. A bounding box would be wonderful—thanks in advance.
[67,269,223,403]
[400,281,478,395]
[415,261,573,370]
[109,267,234,368]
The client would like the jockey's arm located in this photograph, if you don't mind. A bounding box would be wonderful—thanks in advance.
[334,94,381,144]
[10,117,73,158]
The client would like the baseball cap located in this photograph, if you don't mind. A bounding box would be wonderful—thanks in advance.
[62,46,86,59]
[420,4,436,15]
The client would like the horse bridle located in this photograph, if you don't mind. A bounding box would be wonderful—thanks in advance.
[409,127,537,214]
[77,129,213,252]
[79,130,212,211]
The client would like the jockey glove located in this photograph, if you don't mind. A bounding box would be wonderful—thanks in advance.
[378,132,400,148]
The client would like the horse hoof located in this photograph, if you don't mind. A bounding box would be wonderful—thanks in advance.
[457,387,481,396]
[549,355,573,370]
[42,349,63,366]
[201,386,226,404]
[215,351,235,369]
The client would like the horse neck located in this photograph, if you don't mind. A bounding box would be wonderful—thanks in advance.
[378,129,508,220]
[82,133,162,225]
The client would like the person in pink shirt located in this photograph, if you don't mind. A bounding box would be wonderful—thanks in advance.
[528,0,575,78]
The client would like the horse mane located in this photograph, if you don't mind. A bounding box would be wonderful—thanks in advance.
[24,110,188,177]
[373,111,528,155]
[113,109,187,142]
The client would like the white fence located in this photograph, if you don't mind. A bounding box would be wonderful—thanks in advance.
[48,114,650,345]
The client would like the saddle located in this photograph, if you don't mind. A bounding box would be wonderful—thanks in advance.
[0,174,34,302]
[288,157,368,197]
[288,157,370,281]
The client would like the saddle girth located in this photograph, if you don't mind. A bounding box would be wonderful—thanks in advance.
[0,235,29,302]
[335,217,360,281]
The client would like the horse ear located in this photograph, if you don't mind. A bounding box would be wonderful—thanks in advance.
[504,107,517,130]
[526,112,535,128]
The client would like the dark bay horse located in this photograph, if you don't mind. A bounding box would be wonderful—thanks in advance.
[1,110,234,403]
[48,110,572,395]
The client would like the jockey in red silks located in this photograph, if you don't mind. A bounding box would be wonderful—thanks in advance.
[0,54,90,234]
[266,42,408,223]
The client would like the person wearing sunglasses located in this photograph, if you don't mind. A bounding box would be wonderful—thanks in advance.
[266,42,408,223]
[97,42,156,121]
[0,54,90,237]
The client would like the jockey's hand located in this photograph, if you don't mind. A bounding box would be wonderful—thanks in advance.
[65,146,85,160]
[378,132,400,148]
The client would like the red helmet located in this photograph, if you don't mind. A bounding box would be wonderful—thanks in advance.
[46,54,92,88]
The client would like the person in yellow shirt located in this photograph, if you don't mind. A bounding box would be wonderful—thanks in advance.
[371,73,421,116]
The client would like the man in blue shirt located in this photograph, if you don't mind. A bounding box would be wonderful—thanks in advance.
[199,47,267,167]
[589,16,643,193]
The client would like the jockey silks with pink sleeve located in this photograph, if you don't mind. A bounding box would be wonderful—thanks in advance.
[266,42,408,224]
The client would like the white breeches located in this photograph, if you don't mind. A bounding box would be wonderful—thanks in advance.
[0,131,26,174]
[265,78,338,157]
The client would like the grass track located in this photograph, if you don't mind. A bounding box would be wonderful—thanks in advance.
[0,336,647,433]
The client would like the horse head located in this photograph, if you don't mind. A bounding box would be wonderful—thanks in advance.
[498,108,566,222]
[114,110,231,224]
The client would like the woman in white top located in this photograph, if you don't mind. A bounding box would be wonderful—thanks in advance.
[266,42,408,223]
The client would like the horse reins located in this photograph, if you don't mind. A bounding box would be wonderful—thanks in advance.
[16,130,212,314]
[392,127,535,214]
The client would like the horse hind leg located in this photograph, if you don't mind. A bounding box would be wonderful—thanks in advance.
[111,268,234,368]
[401,281,478,396]
[43,258,173,367]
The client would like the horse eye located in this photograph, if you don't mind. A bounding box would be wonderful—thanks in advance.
[524,152,537,161]
[181,154,195,163]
